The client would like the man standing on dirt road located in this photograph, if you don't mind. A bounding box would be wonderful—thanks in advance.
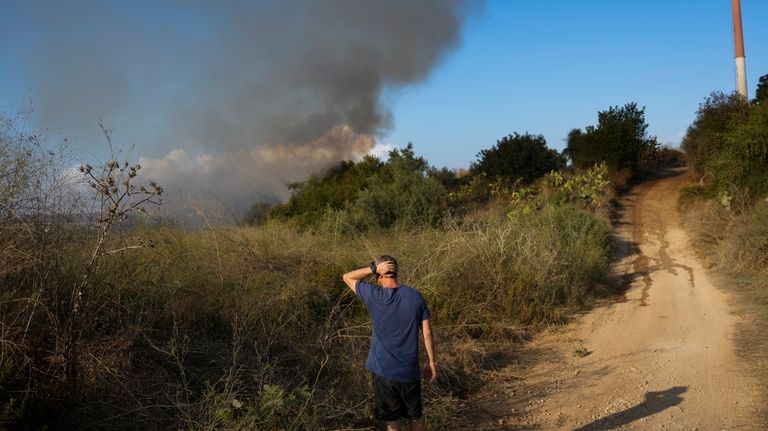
[343,255,437,431]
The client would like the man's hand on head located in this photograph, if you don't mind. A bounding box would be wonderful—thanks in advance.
[343,265,377,293]
[376,261,395,277]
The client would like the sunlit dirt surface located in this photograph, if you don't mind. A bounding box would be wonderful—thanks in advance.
[471,169,763,430]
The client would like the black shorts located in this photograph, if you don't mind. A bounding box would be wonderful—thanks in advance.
[372,373,422,421]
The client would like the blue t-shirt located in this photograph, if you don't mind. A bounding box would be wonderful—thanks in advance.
[356,281,431,382]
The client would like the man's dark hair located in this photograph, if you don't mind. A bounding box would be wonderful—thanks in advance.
[377,255,398,278]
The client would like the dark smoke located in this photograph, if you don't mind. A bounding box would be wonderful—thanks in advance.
[5,0,477,214]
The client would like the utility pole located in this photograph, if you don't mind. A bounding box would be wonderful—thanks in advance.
[732,0,748,99]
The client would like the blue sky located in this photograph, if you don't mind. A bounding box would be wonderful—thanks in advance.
[384,0,768,169]
[1,1,766,206]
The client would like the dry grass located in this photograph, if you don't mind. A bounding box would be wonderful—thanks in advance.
[681,199,732,268]
[0,201,613,430]
[0,115,614,429]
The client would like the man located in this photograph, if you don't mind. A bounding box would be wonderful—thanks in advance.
[342,255,437,431]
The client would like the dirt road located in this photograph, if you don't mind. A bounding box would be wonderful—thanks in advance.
[473,170,763,430]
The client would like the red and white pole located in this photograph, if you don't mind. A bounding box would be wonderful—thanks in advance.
[732,0,748,99]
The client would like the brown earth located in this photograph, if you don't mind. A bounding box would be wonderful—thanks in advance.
[470,169,764,430]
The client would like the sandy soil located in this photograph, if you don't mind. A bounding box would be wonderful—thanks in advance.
[471,170,764,430]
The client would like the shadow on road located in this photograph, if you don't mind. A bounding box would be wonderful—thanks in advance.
[573,386,687,431]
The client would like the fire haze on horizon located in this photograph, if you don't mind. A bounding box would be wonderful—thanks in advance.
[8,0,478,214]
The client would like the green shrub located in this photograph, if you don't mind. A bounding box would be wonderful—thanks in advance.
[471,132,564,185]
[755,73,768,104]
[269,155,383,228]
[270,144,446,230]
[352,144,446,229]
[541,163,613,214]
[716,102,768,200]
[447,172,498,208]
[566,102,657,176]
[682,91,747,176]
[681,85,768,207]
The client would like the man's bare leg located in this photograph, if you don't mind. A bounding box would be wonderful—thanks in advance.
[386,420,401,431]
[410,418,425,431]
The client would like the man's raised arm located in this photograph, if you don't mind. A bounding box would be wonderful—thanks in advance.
[342,261,394,294]
[342,266,373,294]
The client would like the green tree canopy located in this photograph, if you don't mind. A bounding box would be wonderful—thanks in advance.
[353,143,446,229]
[755,74,768,104]
[269,155,383,227]
[717,101,768,198]
[682,83,768,202]
[268,143,446,229]
[566,102,657,173]
[471,132,564,184]
[681,92,747,175]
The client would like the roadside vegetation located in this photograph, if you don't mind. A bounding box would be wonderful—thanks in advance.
[2,100,670,430]
[679,74,768,404]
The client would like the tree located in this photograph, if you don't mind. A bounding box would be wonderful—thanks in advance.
[566,102,657,173]
[717,101,768,199]
[681,92,747,175]
[471,133,564,185]
[269,155,383,227]
[682,87,768,202]
[268,143,446,230]
[755,74,768,104]
[353,143,446,229]
[429,166,467,193]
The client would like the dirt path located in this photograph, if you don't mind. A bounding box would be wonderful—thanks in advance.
[472,170,763,430]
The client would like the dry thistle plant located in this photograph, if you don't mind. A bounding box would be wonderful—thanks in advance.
[63,122,163,391]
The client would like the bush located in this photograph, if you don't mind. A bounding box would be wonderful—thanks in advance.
[681,91,747,177]
[271,144,447,230]
[471,132,564,185]
[716,101,768,200]
[447,173,502,209]
[654,146,686,168]
[429,166,468,193]
[540,163,613,215]
[566,102,657,176]
[755,73,768,104]
[270,155,383,227]
[351,144,446,229]
[682,88,768,205]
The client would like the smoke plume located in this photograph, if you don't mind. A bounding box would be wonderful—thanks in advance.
[5,0,476,214]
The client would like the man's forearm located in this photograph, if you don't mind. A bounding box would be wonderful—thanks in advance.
[422,319,437,383]
[342,267,374,292]
[423,321,436,364]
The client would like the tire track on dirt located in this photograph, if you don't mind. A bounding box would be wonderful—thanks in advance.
[471,169,763,430]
